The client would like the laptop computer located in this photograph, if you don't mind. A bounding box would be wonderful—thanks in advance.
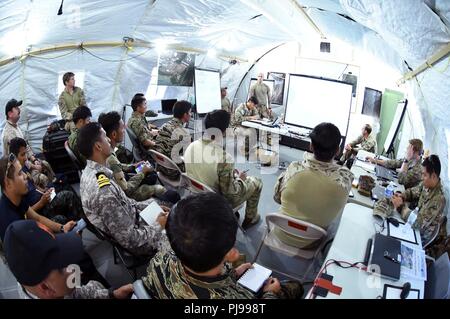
[161,99,177,115]
[375,165,396,181]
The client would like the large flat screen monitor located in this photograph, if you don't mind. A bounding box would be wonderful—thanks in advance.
[194,68,221,114]
[284,74,353,136]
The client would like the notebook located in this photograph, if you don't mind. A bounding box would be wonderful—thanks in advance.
[237,263,272,293]
[140,201,163,225]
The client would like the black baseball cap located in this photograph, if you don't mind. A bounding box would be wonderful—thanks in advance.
[3,220,85,286]
[5,99,22,117]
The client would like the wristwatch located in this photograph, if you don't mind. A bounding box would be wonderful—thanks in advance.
[403,159,408,164]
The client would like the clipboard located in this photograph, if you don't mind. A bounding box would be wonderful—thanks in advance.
[386,220,418,245]
[382,284,420,299]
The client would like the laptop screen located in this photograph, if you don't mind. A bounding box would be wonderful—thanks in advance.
[161,99,177,114]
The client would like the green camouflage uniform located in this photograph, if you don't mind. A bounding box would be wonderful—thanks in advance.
[80,160,167,255]
[106,149,165,201]
[142,250,303,299]
[373,181,446,246]
[184,139,262,221]
[154,118,190,180]
[384,158,422,189]
[58,87,87,132]
[342,134,377,161]
[249,82,272,119]
[68,128,87,167]
[231,103,259,156]
[127,111,155,151]
[221,96,232,113]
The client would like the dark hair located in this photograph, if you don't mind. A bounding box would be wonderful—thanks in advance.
[98,111,121,138]
[77,122,103,159]
[166,193,237,272]
[248,96,258,105]
[309,122,341,161]
[131,94,146,111]
[204,110,230,133]
[8,138,27,157]
[62,72,75,86]
[173,100,192,119]
[0,156,16,190]
[422,154,441,177]
[72,106,92,124]
[363,124,372,135]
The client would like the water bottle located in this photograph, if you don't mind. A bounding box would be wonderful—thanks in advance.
[407,207,419,227]
[384,181,395,198]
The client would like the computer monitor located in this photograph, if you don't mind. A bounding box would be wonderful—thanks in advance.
[161,99,177,115]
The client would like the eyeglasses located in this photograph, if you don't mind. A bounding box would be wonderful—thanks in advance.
[6,153,16,177]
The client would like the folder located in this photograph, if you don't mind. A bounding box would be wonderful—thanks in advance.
[367,233,401,281]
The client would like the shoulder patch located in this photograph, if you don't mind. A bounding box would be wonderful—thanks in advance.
[96,173,111,189]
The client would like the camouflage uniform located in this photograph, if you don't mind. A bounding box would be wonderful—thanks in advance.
[2,121,33,158]
[249,82,271,118]
[342,134,377,161]
[184,139,262,221]
[106,149,165,201]
[373,181,446,246]
[68,128,87,167]
[274,152,354,247]
[80,160,167,255]
[58,87,87,132]
[231,103,259,157]
[154,117,190,180]
[384,158,422,189]
[127,111,155,151]
[221,96,232,113]
[142,250,303,299]
[19,281,110,299]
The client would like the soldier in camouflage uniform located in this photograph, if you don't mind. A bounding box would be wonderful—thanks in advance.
[142,193,303,299]
[78,122,168,256]
[274,123,354,248]
[127,94,158,157]
[154,100,192,180]
[221,87,232,113]
[231,96,260,158]
[3,220,133,299]
[249,72,273,120]
[341,124,377,162]
[58,72,87,133]
[98,111,166,201]
[185,110,262,229]
[367,139,423,190]
[373,155,446,246]
[68,106,92,168]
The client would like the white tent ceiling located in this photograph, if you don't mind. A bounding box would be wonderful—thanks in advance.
[0,0,449,217]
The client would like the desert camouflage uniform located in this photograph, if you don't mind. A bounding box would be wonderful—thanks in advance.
[154,117,190,180]
[19,281,109,299]
[231,103,259,156]
[68,128,87,167]
[373,181,446,246]
[249,82,272,119]
[106,149,165,201]
[384,157,422,189]
[142,250,303,299]
[221,96,232,113]
[127,111,155,150]
[58,87,87,133]
[342,134,377,161]
[2,121,34,158]
[184,139,262,221]
[80,160,167,255]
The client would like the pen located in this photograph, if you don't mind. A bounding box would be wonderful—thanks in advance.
[384,251,400,264]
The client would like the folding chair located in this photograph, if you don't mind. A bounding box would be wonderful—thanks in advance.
[425,252,450,299]
[126,127,147,162]
[254,212,327,280]
[64,140,83,174]
[423,216,447,249]
[149,149,183,189]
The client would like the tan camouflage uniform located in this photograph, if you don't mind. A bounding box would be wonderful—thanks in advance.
[58,86,87,132]
[19,281,110,299]
[249,82,272,120]
[2,120,34,158]
[373,181,446,246]
[127,111,155,151]
[106,149,165,201]
[142,250,303,299]
[184,138,262,221]
[384,158,422,189]
[231,103,259,156]
[342,134,377,161]
[154,117,190,180]
[80,160,167,255]
[274,152,354,247]
[68,128,87,167]
[221,96,232,113]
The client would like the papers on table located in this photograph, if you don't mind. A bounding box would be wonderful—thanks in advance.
[400,241,427,281]
[238,263,272,293]
[383,284,420,299]
[387,220,418,244]
[354,160,375,173]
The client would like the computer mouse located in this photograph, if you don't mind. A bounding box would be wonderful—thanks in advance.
[400,282,411,299]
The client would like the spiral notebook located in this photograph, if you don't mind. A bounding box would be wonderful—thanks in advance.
[237,263,272,293]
